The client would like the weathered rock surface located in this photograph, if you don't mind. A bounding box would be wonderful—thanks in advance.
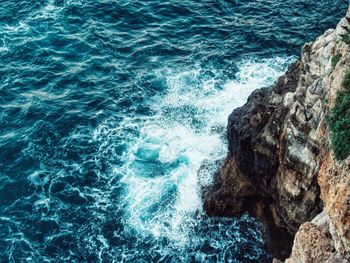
[286,222,332,263]
[202,7,350,262]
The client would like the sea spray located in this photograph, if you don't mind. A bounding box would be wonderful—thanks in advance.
[1,0,347,261]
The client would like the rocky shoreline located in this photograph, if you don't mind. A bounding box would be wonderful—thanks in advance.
[202,7,350,262]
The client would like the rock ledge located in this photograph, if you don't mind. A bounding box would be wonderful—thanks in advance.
[202,7,350,261]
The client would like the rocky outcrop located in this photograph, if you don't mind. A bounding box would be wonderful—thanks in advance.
[286,221,332,263]
[203,7,350,262]
[286,210,349,263]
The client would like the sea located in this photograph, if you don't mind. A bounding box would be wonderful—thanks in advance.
[0,0,348,262]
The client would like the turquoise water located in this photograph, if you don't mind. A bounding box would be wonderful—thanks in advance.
[0,1,348,262]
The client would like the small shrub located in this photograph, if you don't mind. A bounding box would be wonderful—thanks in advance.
[341,33,350,45]
[340,21,350,46]
[331,53,342,68]
[326,90,350,160]
[342,70,350,90]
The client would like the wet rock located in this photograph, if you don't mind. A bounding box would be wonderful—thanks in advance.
[203,7,350,261]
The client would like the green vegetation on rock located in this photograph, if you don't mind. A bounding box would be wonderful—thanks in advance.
[342,70,350,90]
[331,53,342,68]
[326,71,350,160]
[341,33,350,45]
[340,18,350,46]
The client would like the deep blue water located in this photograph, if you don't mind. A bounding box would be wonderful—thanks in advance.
[0,1,348,262]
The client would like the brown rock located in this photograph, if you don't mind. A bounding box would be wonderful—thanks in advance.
[202,6,350,262]
[285,222,333,263]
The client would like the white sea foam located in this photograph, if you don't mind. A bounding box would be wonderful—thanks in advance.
[4,22,29,33]
[95,56,295,250]
[0,44,9,53]
[28,171,50,186]
[31,0,64,20]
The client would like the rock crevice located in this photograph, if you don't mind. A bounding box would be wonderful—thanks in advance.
[202,7,350,261]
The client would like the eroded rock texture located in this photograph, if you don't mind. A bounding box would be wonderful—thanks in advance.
[203,7,350,262]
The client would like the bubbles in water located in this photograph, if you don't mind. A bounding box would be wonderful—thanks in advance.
[91,55,295,261]
[1,0,347,260]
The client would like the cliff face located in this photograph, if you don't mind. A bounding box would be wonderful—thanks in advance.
[202,7,350,261]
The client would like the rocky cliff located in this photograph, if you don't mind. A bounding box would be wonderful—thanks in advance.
[202,7,350,262]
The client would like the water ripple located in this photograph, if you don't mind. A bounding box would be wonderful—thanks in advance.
[0,0,348,262]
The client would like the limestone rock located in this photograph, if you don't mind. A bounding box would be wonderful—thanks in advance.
[285,222,332,263]
[202,6,350,261]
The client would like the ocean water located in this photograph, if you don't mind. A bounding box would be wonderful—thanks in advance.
[0,1,348,262]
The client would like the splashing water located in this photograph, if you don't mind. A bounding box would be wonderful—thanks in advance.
[91,56,294,262]
[0,0,348,261]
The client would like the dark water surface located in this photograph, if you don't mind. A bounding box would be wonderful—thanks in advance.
[0,0,348,262]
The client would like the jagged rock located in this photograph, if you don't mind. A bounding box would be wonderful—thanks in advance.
[202,6,350,262]
[285,222,333,263]
[318,153,350,259]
